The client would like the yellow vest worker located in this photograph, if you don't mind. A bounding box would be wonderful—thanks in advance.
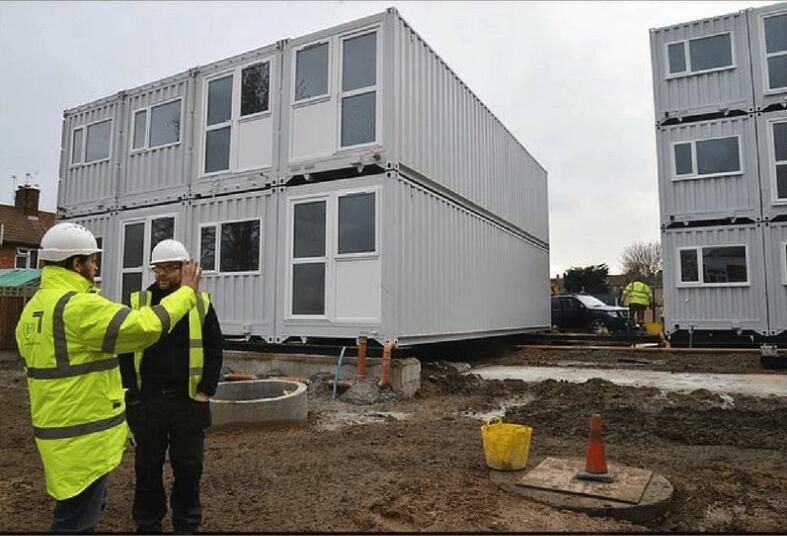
[15,223,201,532]
[622,280,653,306]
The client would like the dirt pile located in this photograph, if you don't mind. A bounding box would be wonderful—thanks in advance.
[340,381,397,405]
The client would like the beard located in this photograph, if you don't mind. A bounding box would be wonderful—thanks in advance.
[78,263,94,283]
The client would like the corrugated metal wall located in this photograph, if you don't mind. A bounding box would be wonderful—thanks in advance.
[749,3,787,111]
[385,172,549,345]
[657,116,762,224]
[764,221,787,335]
[661,224,768,333]
[119,72,192,209]
[64,213,118,298]
[390,12,548,240]
[60,98,120,216]
[650,10,753,122]
[186,191,278,340]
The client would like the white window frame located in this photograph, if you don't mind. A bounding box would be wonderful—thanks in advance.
[782,240,787,285]
[15,247,37,269]
[335,187,380,260]
[94,236,103,283]
[70,118,113,167]
[760,11,787,94]
[676,244,750,288]
[70,126,84,167]
[198,223,219,274]
[665,32,736,79]
[286,186,381,320]
[292,40,332,107]
[119,214,179,299]
[198,218,263,276]
[129,97,183,153]
[767,118,787,204]
[201,58,274,177]
[337,28,382,150]
[670,135,744,181]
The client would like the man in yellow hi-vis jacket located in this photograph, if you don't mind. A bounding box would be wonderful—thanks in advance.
[621,279,653,329]
[15,223,202,533]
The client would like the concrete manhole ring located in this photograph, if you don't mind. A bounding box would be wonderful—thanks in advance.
[210,379,308,427]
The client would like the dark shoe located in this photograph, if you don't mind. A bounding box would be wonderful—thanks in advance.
[136,523,163,534]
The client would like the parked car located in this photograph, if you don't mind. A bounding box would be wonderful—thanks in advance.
[551,294,629,334]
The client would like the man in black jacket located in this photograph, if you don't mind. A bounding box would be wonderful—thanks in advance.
[119,239,223,534]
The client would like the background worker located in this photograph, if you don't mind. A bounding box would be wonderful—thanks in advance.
[15,223,201,533]
[119,239,223,534]
[622,278,653,330]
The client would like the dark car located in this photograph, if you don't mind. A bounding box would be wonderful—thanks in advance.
[551,294,629,334]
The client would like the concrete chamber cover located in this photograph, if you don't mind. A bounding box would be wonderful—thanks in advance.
[210,379,308,427]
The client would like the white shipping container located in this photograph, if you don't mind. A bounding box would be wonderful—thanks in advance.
[650,8,754,122]
[661,223,768,335]
[275,172,549,346]
[656,115,762,225]
[279,8,548,241]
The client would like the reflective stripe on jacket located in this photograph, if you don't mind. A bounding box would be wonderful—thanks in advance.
[622,281,652,306]
[129,290,210,399]
[15,266,197,500]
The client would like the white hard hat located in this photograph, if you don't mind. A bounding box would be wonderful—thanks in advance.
[150,239,190,266]
[39,222,103,262]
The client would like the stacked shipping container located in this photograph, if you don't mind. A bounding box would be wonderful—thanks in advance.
[650,2,787,339]
[57,8,550,346]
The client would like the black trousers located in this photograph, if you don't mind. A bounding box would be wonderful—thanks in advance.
[127,395,211,533]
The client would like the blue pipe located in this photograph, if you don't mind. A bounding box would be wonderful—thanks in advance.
[332,346,347,400]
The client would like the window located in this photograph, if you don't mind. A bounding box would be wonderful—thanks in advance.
[340,32,377,147]
[150,217,174,254]
[15,248,37,269]
[122,222,145,305]
[679,249,699,283]
[71,128,84,165]
[764,13,787,91]
[678,245,748,285]
[338,192,375,254]
[241,62,270,116]
[784,242,787,284]
[292,200,327,316]
[205,75,233,173]
[667,33,733,76]
[219,220,260,272]
[85,119,112,163]
[672,136,741,179]
[200,226,217,272]
[772,121,787,200]
[295,43,329,101]
[132,99,181,151]
[132,110,146,150]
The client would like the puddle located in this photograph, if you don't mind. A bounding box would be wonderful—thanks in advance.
[459,394,537,421]
[316,410,412,432]
[469,366,787,398]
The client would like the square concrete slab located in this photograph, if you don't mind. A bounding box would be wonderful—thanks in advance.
[515,457,653,505]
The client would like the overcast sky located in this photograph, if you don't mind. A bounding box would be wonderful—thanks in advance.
[0,1,778,275]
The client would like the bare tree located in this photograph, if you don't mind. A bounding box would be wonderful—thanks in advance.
[620,241,662,286]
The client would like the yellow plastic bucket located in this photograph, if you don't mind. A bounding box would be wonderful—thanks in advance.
[644,321,663,336]
[480,417,532,471]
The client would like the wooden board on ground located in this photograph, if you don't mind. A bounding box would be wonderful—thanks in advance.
[515,457,653,505]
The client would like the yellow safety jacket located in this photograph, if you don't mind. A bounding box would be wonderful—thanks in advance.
[129,290,210,399]
[15,266,197,500]
[622,281,653,306]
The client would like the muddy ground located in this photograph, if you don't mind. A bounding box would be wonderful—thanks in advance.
[0,346,785,533]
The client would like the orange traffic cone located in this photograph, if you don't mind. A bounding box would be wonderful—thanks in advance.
[576,414,614,483]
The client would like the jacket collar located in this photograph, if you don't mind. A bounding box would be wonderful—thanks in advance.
[40,266,95,294]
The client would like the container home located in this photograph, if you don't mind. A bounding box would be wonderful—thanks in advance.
[650,8,754,123]
[756,106,787,220]
[661,223,769,336]
[657,115,762,225]
[764,221,787,336]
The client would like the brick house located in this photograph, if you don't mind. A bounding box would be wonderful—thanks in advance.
[0,186,55,269]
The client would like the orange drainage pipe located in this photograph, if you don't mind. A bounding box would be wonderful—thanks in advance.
[378,340,396,389]
[357,336,368,382]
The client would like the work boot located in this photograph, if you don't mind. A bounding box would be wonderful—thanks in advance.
[136,522,163,534]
